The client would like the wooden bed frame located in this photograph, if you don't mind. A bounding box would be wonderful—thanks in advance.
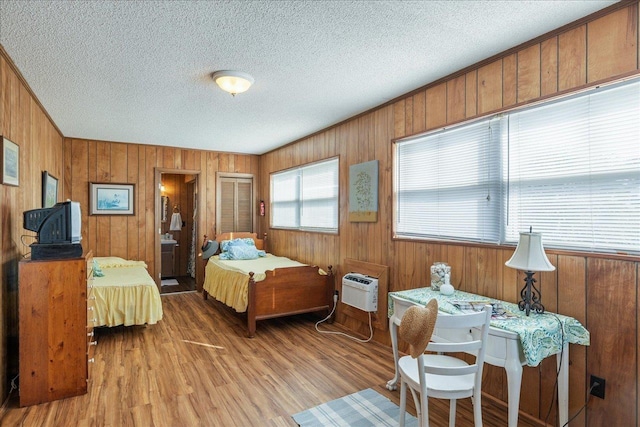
[202,232,335,337]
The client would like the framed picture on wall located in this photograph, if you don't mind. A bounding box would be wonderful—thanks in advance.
[1,136,19,186]
[348,160,378,222]
[89,182,135,215]
[42,171,59,208]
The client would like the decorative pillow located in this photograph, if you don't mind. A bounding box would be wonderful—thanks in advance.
[93,259,105,277]
[220,238,255,252]
[218,245,266,260]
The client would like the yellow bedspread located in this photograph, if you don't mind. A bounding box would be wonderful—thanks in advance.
[203,254,313,313]
[93,257,163,327]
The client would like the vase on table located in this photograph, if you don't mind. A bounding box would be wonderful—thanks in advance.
[430,262,451,291]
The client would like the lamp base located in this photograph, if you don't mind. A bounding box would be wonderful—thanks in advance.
[518,271,544,316]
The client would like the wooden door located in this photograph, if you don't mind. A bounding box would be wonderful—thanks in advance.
[216,173,254,235]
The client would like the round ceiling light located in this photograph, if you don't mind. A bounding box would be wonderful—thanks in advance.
[212,70,254,96]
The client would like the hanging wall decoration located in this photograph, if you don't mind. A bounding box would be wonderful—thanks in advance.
[89,182,135,215]
[42,171,59,207]
[1,136,19,186]
[348,160,378,222]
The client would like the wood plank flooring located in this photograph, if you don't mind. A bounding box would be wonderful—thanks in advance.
[0,292,542,426]
[160,275,196,294]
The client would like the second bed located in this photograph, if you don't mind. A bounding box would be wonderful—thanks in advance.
[92,256,164,327]
[202,232,334,337]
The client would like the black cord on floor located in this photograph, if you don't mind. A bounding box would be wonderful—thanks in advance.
[561,382,598,427]
[543,313,565,426]
[0,374,19,414]
[541,312,594,426]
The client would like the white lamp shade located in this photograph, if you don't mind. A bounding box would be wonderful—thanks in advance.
[212,70,254,95]
[505,232,555,272]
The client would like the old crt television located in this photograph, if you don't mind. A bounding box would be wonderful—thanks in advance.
[23,200,83,259]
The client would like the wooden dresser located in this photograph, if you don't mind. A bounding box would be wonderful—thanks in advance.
[18,251,95,407]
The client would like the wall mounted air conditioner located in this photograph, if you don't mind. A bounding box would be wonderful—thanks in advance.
[342,273,378,312]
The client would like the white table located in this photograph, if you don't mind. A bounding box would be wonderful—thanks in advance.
[386,289,589,427]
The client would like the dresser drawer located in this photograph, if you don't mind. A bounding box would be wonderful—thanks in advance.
[19,252,92,406]
[87,333,97,359]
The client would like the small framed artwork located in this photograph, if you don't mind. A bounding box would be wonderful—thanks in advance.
[42,171,59,208]
[348,160,378,222]
[89,182,135,215]
[1,137,19,186]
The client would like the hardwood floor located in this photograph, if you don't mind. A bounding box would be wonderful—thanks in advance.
[160,275,196,294]
[0,292,542,426]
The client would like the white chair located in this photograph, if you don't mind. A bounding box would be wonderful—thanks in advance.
[399,305,492,427]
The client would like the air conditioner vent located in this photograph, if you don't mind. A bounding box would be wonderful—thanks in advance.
[342,273,378,312]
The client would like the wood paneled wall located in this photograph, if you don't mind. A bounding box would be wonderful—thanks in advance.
[63,138,259,285]
[258,3,640,426]
[1,46,65,401]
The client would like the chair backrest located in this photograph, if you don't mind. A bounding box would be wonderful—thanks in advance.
[423,306,492,378]
[390,294,416,325]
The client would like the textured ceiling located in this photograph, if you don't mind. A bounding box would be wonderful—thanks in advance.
[0,1,615,155]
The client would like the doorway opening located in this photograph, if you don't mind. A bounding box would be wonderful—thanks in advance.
[156,168,199,295]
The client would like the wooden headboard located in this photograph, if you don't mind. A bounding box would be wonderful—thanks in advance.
[212,232,266,251]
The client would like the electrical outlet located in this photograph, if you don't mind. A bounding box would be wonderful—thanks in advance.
[590,375,605,399]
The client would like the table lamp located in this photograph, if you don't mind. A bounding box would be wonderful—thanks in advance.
[505,229,555,316]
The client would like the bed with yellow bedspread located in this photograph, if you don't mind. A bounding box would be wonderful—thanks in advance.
[93,257,163,327]
[203,254,313,312]
[201,232,334,337]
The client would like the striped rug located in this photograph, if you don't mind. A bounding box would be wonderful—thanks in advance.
[292,388,419,427]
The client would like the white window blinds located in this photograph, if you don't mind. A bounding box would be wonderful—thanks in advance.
[395,117,504,243]
[505,80,640,253]
[394,77,640,254]
[271,169,299,229]
[271,157,339,233]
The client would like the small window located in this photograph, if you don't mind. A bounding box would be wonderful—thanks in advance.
[271,157,339,233]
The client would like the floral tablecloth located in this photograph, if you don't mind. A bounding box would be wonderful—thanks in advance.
[388,287,590,367]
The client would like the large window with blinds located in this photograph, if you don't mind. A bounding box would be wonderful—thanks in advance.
[394,116,504,243]
[271,157,339,233]
[394,78,640,254]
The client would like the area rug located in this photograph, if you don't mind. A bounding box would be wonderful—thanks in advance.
[292,388,418,426]
[161,278,179,286]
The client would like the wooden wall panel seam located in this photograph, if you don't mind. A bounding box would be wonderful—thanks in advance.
[586,13,592,83]
[539,44,542,97]
[556,36,560,94]
[445,81,448,125]
[464,73,467,119]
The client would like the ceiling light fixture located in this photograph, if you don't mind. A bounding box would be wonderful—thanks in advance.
[212,70,254,96]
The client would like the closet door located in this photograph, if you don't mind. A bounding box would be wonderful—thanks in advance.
[217,174,254,234]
